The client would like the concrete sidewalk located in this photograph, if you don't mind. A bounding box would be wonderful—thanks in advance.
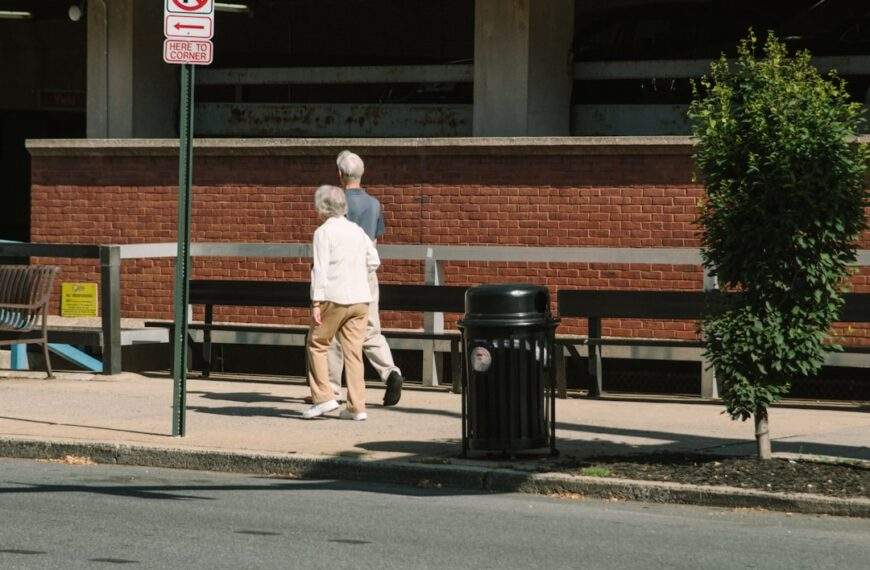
[0,372,867,463]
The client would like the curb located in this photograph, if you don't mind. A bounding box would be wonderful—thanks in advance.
[1,436,867,518]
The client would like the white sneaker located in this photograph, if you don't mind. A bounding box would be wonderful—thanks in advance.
[302,399,339,419]
[339,409,367,421]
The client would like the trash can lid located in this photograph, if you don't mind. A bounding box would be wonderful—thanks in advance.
[460,283,553,326]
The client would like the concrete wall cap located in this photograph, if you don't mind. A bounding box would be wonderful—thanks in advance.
[26,135,870,158]
[25,136,704,157]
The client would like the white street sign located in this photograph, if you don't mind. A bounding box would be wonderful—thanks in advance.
[165,15,213,39]
[164,39,213,65]
[164,0,214,65]
[165,0,214,15]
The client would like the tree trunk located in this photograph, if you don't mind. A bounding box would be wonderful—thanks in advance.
[754,406,772,460]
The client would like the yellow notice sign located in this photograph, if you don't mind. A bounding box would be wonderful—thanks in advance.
[61,283,98,317]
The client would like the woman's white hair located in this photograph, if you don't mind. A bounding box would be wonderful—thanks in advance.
[314,184,347,218]
[336,150,364,181]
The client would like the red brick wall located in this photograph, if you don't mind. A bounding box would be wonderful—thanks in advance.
[29,143,870,345]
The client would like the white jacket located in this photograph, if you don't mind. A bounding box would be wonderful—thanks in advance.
[310,216,380,304]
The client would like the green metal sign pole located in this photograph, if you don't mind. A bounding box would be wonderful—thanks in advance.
[171,63,195,437]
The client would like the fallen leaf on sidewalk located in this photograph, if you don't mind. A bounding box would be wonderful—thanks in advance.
[551,492,585,501]
[269,472,299,479]
[39,454,95,465]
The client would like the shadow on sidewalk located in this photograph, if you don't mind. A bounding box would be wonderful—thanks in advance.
[355,440,460,458]
[187,405,304,419]
[189,391,306,405]
[186,392,461,420]
[183,390,870,460]
[0,415,165,437]
[357,427,870,462]
[551,423,870,461]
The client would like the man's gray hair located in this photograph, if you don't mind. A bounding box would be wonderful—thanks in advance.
[336,150,364,181]
[336,150,353,167]
[314,185,348,218]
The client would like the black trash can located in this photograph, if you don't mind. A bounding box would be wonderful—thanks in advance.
[458,284,559,457]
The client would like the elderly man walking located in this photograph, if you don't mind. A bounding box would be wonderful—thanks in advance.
[304,185,380,420]
[325,150,405,406]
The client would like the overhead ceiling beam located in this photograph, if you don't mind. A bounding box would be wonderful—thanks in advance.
[197,64,474,86]
[574,55,870,79]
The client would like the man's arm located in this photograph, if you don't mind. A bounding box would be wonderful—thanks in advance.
[365,234,381,273]
[375,202,386,239]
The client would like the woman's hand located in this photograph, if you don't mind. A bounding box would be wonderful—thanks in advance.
[312,306,322,326]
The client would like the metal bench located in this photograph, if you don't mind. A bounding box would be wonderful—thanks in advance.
[148,279,468,388]
[556,290,870,398]
[0,265,60,378]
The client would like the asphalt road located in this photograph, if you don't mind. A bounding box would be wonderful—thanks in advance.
[0,459,867,569]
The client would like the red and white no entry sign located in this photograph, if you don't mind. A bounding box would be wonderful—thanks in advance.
[166,0,214,15]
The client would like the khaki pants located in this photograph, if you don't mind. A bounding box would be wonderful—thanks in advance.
[326,272,400,390]
[307,302,368,414]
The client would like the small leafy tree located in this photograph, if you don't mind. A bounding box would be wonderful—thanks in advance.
[689,31,868,459]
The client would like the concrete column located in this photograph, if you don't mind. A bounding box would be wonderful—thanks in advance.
[86,0,109,138]
[87,0,176,138]
[473,0,574,136]
[131,0,177,137]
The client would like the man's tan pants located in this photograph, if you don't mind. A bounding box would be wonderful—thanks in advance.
[307,302,368,414]
[324,272,401,391]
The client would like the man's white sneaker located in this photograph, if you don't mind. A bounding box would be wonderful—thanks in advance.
[339,409,367,421]
[302,399,340,419]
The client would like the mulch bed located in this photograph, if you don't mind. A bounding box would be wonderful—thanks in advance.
[547,453,869,499]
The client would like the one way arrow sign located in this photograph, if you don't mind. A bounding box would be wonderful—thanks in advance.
[165,14,213,39]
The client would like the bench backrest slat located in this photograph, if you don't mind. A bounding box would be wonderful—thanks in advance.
[0,265,59,332]
[557,290,870,323]
[378,284,466,313]
[557,291,706,320]
[189,282,870,323]
[190,280,309,307]
[189,280,468,313]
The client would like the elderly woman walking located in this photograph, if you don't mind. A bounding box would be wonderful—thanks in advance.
[303,185,380,420]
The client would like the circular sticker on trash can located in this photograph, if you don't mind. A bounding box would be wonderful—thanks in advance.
[471,346,492,373]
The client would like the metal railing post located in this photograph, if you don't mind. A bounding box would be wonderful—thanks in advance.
[700,268,719,399]
[588,318,603,397]
[99,245,122,375]
[450,337,462,394]
[421,248,444,387]
[555,343,567,398]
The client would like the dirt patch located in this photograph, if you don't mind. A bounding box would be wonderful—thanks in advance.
[550,453,869,498]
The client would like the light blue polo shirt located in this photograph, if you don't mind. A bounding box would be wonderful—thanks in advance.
[345,188,385,241]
